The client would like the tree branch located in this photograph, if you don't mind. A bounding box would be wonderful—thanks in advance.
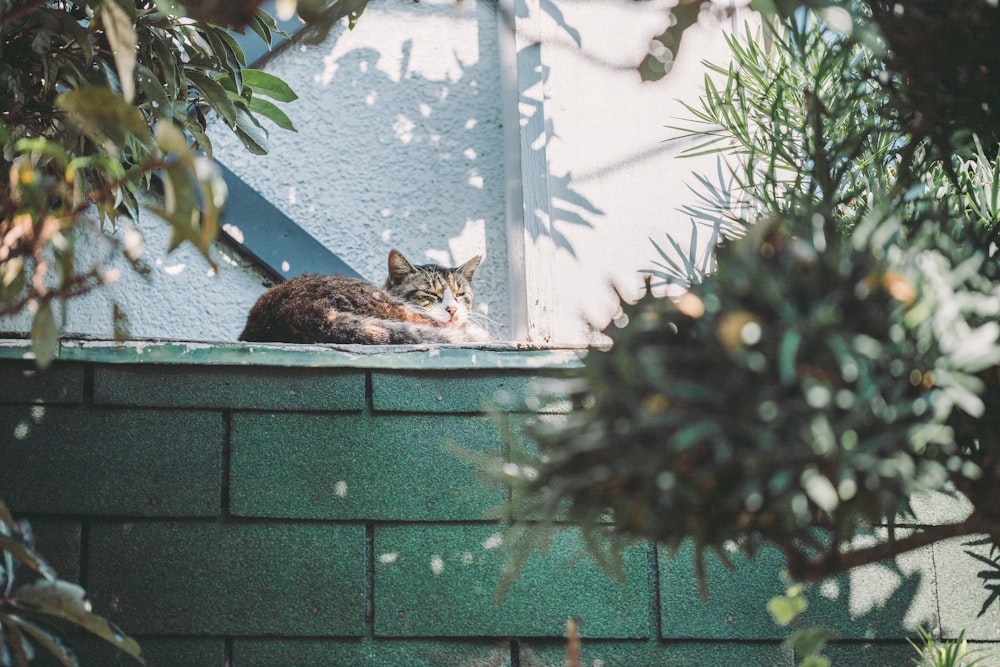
[785,517,991,582]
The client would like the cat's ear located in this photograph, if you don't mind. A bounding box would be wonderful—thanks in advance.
[387,249,416,283]
[457,255,482,282]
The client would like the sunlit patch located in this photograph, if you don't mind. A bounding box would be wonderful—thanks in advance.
[461,552,474,565]
[222,223,244,244]
[430,555,444,575]
[124,225,144,260]
[482,533,503,551]
[30,405,45,423]
[393,114,415,144]
[379,553,399,564]
[334,481,348,498]
[163,263,185,276]
[281,261,290,273]
[14,421,29,440]
[820,580,840,600]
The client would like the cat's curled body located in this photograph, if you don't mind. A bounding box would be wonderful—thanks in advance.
[239,250,487,344]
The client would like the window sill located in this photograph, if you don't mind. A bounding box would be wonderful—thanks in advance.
[0,337,587,370]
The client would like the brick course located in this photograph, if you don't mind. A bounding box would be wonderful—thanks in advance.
[0,344,962,665]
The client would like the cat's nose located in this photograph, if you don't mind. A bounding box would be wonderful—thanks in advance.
[446,305,457,317]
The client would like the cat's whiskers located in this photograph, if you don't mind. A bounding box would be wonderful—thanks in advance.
[467,311,499,336]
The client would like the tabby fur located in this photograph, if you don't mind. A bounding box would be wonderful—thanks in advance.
[239,250,485,344]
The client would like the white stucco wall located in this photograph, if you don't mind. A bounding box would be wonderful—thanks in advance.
[513,0,739,342]
[211,0,512,339]
[0,0,742,344]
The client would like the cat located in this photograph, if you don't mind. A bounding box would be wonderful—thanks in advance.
[238,249,487,344]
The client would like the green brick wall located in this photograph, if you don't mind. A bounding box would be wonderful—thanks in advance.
[0,341,994,666]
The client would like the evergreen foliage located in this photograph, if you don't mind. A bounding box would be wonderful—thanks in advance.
[0,0,369,366]
[503,2,1000,600]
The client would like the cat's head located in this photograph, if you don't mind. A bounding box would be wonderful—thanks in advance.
[384,249,482,328]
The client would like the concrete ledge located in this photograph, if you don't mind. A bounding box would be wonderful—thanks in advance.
[0,337,587,370]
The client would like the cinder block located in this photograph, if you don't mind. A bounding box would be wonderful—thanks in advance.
[659,541,786,640]
[804,531,937,639]
[0,406,221,516]
[371,371,571,413]
[822,642,921,666]
[230,413,505,520]
[94,365,365,411]
[34,637,224,667]
[659,535,936,641]
[518,640,793,667]
[26,520,82,583]
[87,522,365,636]
[935,535,1000,641]
[905,487,974,525]
[373,524,650,638]
[233,639,513,667]
[0,361,83,404]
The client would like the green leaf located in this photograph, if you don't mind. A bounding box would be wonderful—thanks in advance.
[248,96,296,131]
[151,0,186,16]
[3,614,78,667]
[0,534,58,581]
[242,69,297,102]
[134,62,171,116]
[217,30,247,68]
[184,69,237,127]
[249,11,275,46]
[56,87,151,153]
[155,163,199,252]
[48,7,94,66]
[12,581,146,664]
[787,626,835,658]
[778,329,801,385]
[233,108,269,155]
[30,302,59,370]
[16,138,70,171]
[101,0,138,103]
[0,616,33,667]
[0,119,9,143]
[767,593,807,626]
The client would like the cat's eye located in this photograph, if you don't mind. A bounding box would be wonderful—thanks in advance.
[413,290,440,303]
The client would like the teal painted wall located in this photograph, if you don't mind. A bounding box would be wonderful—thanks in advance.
[0,342,993,666]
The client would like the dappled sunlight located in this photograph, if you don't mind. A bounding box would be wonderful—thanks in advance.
[315,3,479,86]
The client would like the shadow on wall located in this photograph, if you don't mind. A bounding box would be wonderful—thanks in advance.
[277,2,513,336]
[508,0,600,259]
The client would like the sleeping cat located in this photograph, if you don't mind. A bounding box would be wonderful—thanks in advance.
[239,250,487,344]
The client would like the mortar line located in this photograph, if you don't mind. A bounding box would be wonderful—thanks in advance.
[220,410,232,519]
[649,540,663,648]
[82,363,95,404]
[79,519,91,590]
[365,522,375,639]
[929,533,944,639]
